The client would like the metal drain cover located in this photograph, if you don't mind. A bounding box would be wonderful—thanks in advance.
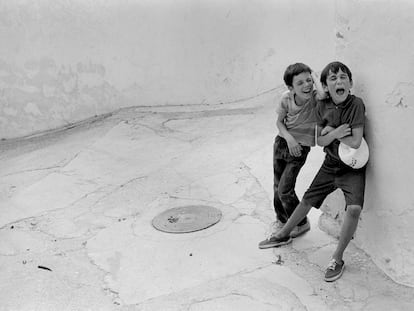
[152,205,222,233]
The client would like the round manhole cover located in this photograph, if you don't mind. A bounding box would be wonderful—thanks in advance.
[152,205,222,233]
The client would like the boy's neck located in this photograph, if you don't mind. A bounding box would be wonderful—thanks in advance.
[294,94,307,106]
[332,94,351,105]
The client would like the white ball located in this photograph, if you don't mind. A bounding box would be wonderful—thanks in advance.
[338,138,369,169]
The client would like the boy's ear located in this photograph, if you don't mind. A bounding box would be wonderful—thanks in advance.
[287,86,294,92]
[322,85,329,92]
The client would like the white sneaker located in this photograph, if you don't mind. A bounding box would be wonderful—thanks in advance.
[265,220,286,237]
[290,219,310,238]
[272,220,286,230]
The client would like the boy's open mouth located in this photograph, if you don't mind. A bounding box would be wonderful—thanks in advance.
[336,88,345,95]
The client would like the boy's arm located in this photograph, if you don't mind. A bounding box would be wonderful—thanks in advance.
[338,126,364,148]
[276,110,303,157]
[317,124,363,148]
[320,125,335,136]
[317,124,352,146]
[338,99,366,148]
[312,71,327,100]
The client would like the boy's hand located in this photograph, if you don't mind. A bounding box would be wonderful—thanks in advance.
[312,71,327,100]
[286,137,302,157]
[333,124,352,139]
[311,71,320,83]
[321,125,335,136]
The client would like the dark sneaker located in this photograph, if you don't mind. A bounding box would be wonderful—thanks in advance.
[258,235,292,249]
[324,259,345,282]
[290,220,311,238]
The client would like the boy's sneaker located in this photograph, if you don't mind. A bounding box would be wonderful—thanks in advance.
[324,259,345,282]
[270,220,285,232]
[290,219,311,238]
[258,235,292,249]
[263,220,285,238]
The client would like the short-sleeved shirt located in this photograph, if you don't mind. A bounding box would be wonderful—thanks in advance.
[276,90,318,147]
[316,94,366,162]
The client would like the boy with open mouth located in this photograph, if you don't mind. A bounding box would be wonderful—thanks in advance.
[260,61,368,282]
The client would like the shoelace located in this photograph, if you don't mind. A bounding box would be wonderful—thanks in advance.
[268,232,279,239]
[327,259,338,270]
[267,222,283,238]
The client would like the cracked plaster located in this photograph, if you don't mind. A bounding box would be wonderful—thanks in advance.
[1,94,414,310]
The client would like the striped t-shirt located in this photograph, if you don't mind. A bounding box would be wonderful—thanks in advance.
[276,90,318,147]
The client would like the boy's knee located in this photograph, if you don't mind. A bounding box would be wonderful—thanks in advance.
[278,187,294,201]
[279,192,291,202]
[347,205,362,218]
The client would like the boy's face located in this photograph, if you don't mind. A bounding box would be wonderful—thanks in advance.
[324,69,353,104]
[288,72,313,103]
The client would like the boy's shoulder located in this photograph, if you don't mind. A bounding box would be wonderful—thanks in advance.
[278,90,293,108]
[280,89,320,104]
[345,95,365,112]
[280,90,292,100]
[351,95,365,105]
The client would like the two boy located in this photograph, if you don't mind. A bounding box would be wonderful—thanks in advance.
[260,61,367,282]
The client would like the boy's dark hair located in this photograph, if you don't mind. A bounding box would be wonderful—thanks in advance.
[320,61,353,86]
[283,63,312,87]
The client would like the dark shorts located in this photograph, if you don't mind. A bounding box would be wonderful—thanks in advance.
[303,156,366,209]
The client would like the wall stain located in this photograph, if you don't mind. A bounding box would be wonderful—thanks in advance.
[0,58,121,139]
[336,31,344,39]
[386,82,414,109]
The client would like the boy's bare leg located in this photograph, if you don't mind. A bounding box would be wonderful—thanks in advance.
[332,204,362,262]
[275,200,312,237]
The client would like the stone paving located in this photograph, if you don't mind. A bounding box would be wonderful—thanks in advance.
[1,92,413,310]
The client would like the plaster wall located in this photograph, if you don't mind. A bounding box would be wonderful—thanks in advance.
[320,0,414,287]
[0,0,335,139]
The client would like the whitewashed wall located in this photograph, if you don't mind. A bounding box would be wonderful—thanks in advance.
[320,0,414,287]
[0,0,335,139]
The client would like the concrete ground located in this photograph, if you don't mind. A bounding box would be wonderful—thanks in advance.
[1,92,413,311]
